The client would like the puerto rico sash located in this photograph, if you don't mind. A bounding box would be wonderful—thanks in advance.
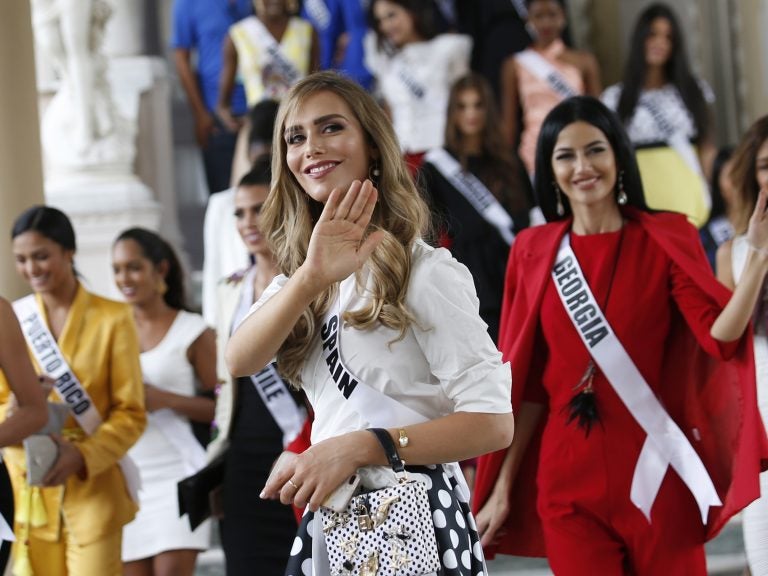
[425,148,516,245]
[232,269,306,447]
[552,235,721,522]
[515,49,579,99]
[241,17,301,88]
[12,295,140,502]
[639,93,711,210]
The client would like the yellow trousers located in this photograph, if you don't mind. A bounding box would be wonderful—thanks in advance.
[16,523,122,576]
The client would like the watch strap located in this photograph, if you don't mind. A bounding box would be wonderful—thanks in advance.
[367,428,405,473]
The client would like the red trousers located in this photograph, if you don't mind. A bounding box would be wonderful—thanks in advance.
[541,469,707,575]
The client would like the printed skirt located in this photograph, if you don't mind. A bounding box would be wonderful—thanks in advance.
[284,464,487,576]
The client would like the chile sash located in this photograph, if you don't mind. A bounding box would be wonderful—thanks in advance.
[424,148,516,245]
[12,295,140,502]
[551,235,721,522]
[232,269,306,448]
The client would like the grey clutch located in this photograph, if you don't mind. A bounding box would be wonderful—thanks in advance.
[37,402,69,436]
[23,435,59,486]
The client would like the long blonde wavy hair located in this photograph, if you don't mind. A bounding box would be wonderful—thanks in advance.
[262,71,430,386]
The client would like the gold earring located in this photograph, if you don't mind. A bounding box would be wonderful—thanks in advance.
[156,277,168,296]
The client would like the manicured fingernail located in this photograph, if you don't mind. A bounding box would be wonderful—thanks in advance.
[259,490,265,499]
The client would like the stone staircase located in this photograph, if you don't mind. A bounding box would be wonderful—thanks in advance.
[193,516,748,575]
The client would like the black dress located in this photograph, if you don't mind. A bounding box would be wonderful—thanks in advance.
[421,153,530,343]
[220,377,299,576]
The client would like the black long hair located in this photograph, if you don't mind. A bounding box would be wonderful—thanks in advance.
[114,228,188,311]
[11,205,76,251]
[616,3,709,144]
[534,96,648,222]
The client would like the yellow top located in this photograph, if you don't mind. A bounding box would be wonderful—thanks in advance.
[0,284,146,544]
[230,16,313,104]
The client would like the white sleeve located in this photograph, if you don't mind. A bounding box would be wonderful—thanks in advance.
[438,34,472,84]
[406,247,512,415]
[202,193,227,327]
[363,30,384,76]
[244,274,289,319]
[600,83,621,111]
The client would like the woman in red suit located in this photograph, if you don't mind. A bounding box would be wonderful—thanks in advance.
[474,96,768,575]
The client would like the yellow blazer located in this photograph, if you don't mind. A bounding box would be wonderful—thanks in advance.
[0,285,146,544]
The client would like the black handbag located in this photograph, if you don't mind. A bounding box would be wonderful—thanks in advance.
[177,448,227,531]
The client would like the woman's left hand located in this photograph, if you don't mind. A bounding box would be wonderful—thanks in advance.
[746,188,768,254]
[262,431,368,512]
[43,435,85,486]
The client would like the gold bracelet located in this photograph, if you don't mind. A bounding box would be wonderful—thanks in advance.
[398,428,409,448]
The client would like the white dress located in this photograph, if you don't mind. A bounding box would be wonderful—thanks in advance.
[732,236,768,575]
[122,311,211,561]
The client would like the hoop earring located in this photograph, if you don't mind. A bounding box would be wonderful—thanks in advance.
[554,182,565,216]
[617,170,628,205]
[368,160,381,182]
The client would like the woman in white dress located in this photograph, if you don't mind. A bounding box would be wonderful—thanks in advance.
[112,228,217,576]
[716,115,768,576]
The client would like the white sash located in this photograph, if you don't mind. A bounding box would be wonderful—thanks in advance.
[509,0,528,19]
[12,295,141,502]
[304,0,331,30]
[639,93,711,210]
[393,56,426,100]
[250,364,306,448]
[551,235,721,522]
[515,49,579,99]
[232,269,306,447]
[241,17,301,86]
[319,292,469,501]
[424,148,516,245]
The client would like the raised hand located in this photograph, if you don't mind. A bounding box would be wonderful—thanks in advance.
[747,187,768,255]
[300,180,385,293]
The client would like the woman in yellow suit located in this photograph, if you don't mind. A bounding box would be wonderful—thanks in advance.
[4,205,146,576]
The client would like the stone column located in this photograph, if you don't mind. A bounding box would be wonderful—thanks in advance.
[0,1,45,300]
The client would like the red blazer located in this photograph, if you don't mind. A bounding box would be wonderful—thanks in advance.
[473,208,768,558]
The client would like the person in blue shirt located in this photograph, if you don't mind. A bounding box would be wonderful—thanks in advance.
[172,0,253,195]
[301,0,373,90]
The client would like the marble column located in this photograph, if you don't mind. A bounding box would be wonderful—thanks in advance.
[0,1,46,300]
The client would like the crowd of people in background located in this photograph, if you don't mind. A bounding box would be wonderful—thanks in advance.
[2,0,768,575]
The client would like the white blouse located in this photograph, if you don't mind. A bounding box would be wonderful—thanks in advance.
[601,81,714,145]
[364,33,472,153]
[250,240,512,444]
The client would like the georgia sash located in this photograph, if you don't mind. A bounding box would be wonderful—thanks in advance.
[552,235,721,522]
[424,148,516,245]
[12,295,141,502]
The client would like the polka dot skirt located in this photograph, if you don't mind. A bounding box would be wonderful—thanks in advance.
[285,465,487,576]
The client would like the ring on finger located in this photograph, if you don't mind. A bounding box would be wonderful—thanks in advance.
[287,478,300,491]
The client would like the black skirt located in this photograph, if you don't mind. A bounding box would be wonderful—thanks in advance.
[220,377,298,576]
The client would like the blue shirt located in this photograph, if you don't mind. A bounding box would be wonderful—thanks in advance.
[301,0,372,90]
[172,0,252,115]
